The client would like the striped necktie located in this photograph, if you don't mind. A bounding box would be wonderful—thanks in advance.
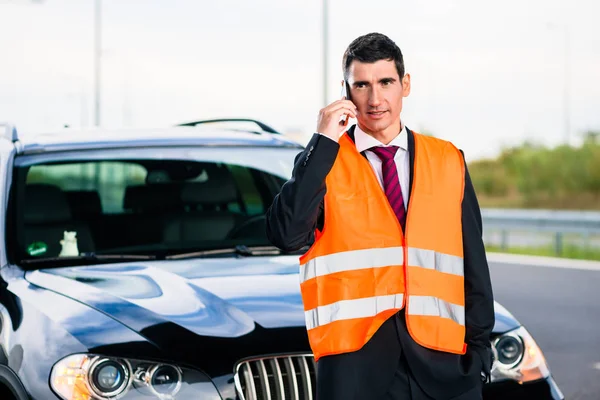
[369,146,406,229]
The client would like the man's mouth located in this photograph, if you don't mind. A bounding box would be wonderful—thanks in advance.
[366,110,387,119]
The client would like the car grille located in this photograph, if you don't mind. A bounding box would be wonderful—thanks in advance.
[234,354,317,400]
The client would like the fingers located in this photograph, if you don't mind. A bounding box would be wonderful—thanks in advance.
[339,108,358,120]
[326,103,358,119]
[327,99,357,111]
[316,98,358,140]
[339,116,350,128]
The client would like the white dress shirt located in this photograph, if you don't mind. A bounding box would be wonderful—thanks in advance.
[354,124,409,209]
[318,124,409,209]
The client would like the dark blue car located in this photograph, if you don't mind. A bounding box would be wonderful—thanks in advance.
[0,120,563,399]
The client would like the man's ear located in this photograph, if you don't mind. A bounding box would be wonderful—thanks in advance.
[402,73,411,97]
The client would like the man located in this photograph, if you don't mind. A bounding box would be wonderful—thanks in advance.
[266,32,494,400]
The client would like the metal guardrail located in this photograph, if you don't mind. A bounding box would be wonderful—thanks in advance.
[481,208,600,255]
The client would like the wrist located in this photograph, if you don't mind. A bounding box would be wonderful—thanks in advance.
[317,132,339,143]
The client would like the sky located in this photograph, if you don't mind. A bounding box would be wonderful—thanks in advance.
[0,0,599,160]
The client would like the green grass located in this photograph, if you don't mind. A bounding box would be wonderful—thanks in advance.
[485,244,600,261]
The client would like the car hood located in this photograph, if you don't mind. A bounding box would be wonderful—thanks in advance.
[24,255,311,374]
[24,255,517,372]
[25,254,307,333]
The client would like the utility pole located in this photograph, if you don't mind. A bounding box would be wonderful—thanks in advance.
[322,0,329,107]
[93,0,102,189]
[548,23,570,145]
[94,0,102,127]
[563,26,570,145]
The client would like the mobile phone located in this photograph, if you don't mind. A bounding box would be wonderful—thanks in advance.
[340,81,353,126]
[341,81,352,102]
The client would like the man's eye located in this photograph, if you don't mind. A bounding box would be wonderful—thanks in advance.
[382,81,392,86]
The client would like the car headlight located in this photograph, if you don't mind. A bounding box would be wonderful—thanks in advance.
[88,358,130,397]
[51,354,201,399]
[490,326,550,383]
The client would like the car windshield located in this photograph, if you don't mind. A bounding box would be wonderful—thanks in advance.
[10,146,300,267]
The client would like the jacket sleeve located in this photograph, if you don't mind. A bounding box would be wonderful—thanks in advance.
[265,134,339,251]
[461,152,495,381]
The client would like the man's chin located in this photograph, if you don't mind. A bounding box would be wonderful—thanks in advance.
[357,119,393,135]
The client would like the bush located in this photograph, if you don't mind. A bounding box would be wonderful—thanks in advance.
[468,131,600,209]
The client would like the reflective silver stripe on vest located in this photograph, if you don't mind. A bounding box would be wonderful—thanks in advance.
[407,247,464,277]
[305,293,404,330]
[407,295,465,326]
[300,247,404,284]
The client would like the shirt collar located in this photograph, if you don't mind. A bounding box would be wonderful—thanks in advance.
[354,122,407,154]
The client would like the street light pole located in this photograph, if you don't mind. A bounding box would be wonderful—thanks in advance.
[94,0,102,127]
[562,26,570,145]
[548,22,570,145]
[322,0,329,107]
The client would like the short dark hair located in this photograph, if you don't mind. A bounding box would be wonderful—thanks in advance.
[342,32,405,82]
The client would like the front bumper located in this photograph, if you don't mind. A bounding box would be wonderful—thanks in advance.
[484,376,564,400]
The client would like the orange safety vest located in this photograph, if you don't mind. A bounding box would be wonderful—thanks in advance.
[299,131,466,361]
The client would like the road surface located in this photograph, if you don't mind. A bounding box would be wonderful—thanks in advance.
[488,253,600,400]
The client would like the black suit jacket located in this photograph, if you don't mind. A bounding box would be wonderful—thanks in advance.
[266,126,495,399]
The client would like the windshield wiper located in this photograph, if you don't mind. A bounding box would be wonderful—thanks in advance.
[20,253,156,266]
[166,245,308,260]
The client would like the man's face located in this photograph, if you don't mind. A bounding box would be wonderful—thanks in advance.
[346,59,411,137]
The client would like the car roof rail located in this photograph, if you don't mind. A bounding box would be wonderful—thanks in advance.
[177,118,281,134]
[0,122,19,142]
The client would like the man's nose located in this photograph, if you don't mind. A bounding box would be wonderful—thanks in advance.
[368,87,382,107]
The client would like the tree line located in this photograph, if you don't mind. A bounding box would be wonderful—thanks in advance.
[468,131,600,210]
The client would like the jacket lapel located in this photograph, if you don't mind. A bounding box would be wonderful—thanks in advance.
[346,125,357,143]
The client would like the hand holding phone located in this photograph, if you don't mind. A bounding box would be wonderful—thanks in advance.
[340,81,354,126]
[316,84,357,142]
